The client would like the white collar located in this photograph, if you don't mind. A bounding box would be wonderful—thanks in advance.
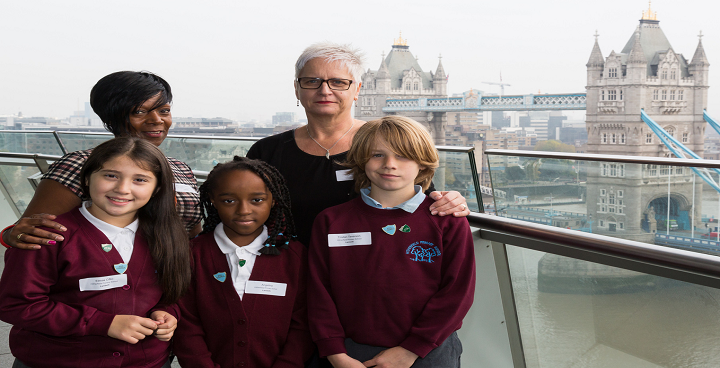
[79,201,139,236]
[214,223,268,256]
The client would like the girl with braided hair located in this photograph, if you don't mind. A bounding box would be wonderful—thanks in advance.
[175,156,313,368]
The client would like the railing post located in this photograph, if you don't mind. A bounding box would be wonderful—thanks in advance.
[491,241,527,368]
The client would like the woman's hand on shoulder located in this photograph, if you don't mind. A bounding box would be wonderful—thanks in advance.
[428,191,470,217]
[4,214,66,250]
[150,310,177,341]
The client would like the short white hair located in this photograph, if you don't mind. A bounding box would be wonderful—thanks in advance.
[295,42,366,82]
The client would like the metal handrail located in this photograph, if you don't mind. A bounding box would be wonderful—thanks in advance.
[469,212,720,288]
[485,149,720,168]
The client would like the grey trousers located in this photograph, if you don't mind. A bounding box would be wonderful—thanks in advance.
[344,331,462,368]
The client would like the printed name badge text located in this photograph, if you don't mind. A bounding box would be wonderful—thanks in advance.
[79,274,128,291]
[335,169,354,182]
[245,281,287,296]
[328,232,372,247]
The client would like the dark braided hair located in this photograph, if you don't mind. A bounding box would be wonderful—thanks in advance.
[199,156,295,255]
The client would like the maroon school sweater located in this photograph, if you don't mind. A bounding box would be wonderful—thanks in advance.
[308,197,476,358]
[174,232,313,368]
[0,208,177,368]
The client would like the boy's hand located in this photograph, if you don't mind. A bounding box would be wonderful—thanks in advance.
[108,315,157,344]
[328,353,367,368]
[429,191,469,217]
[150,311,177,341]
[363,347,418,368]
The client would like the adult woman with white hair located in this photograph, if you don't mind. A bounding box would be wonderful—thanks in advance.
[247,42,469,247]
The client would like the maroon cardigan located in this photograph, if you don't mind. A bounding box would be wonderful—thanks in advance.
[174,232,313,368]
[0,208,177,368]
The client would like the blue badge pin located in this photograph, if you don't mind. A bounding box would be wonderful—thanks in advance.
[382,224,397,235]
[213,272,227,282]
[101,244,112,252]
[114,263,128,274]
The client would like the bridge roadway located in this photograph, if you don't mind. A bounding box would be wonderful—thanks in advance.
[382,92,587,113]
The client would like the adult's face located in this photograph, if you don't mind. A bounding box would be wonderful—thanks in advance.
[295,58,360,120]
[128,93,172,147]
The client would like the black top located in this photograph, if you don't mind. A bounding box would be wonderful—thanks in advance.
[247,130,357,246]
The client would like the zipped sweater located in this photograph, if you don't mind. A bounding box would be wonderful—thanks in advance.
[308,197,476,358]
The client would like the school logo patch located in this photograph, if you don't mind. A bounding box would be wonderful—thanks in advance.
[405,241,441,263]
[213,272,227,282]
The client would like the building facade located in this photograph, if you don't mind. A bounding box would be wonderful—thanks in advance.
[585,7,709,240]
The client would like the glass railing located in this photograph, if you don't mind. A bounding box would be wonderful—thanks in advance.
[0,153,60,218]
[471,212,720,368]
[0,130,483,217]
[486,149,720,257]
[0,131,64,155]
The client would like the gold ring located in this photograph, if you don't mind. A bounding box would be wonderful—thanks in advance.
[17,233,24,240]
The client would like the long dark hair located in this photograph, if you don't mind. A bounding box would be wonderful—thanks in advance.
[199,156,295,256]
[80,137,190,303]
[90,71,172,138]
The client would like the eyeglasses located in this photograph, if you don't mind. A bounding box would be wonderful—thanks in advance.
[297,78,354,91]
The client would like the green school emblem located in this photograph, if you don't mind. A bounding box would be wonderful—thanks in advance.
[400,225,411,233]
[101,244,112,252]
[238,259,246,267]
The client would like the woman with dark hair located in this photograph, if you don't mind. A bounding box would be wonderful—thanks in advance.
[0,71,201,250]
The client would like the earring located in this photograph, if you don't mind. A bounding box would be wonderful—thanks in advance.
[297,100,300,107]
[355,99,358,107]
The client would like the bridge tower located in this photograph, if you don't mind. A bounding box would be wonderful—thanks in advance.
[585,5,710,241]
[356,34,449,144]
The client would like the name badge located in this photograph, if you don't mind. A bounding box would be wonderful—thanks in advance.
[174,183,198,194]
[245,281,287,297]
[335,169,353,182]
[79,274,128,291]
[328,232,372,247]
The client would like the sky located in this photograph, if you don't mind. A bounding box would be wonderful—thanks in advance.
[1,0,718,122]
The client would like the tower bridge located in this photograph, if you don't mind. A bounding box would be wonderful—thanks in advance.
[382,92,587,113]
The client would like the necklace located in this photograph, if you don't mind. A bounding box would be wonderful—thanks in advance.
[306,121,355,159]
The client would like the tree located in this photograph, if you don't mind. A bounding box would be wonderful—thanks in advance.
[534,140,576,153]
[505,165,526,181]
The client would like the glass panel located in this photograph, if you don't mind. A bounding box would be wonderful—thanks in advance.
[160,137,256,172]
[0,160,45,216]
[487,153,720,256]
[55,132,112,153]
[434,150,482,212]
[0,132,63,155]
[506,244,720,367]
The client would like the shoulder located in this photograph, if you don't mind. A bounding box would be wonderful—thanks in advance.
[43,149,92,179]
[41,207,86,241]
[419,197,469,229]
[165,156,193,176]
[247,130,295,160]
[190,232,217,252]
[316,197,363,219]
[283,240,307,260]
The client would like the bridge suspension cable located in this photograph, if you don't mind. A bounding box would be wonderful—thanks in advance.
[640,109,720,193]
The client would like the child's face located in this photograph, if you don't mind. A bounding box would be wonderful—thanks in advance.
[87,154,157,228]
[210,169,274,246]
[365,137,425,198]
